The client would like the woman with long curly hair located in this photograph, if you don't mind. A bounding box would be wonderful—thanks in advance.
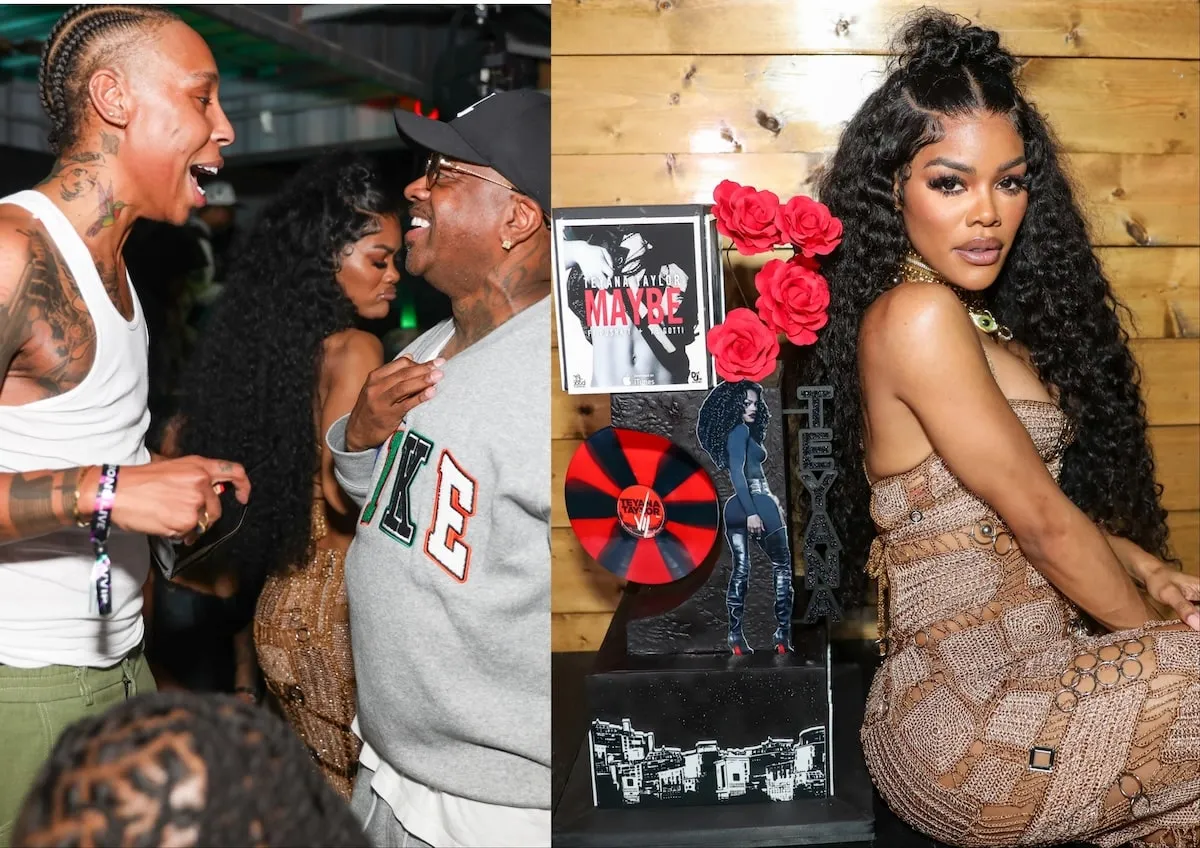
[798,10,1200,847]
[167,151,415,800]
[697,380,793,655]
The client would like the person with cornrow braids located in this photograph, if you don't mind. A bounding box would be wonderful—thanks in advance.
[12,691,367,847]
[0,7,249,843]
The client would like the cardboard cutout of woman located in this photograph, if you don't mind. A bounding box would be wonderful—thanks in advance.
[697,380,794,654]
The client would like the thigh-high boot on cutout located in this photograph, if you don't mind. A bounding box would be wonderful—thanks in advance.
[726,528,753,655]
[764,529,794,653]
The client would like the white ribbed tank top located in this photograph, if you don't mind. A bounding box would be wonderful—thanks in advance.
[0,190,151,668]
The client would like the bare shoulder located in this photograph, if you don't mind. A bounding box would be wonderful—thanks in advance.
[323,329,384,379]
[860,281,975,366]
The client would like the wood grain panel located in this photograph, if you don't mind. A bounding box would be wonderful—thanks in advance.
[551,153,1200,247]
[1151,426,1200,512]
[552,528,625,612]
[551,355,613,439]
[552,612,615,653]
[549,0,1200,650]
[552,56,1198,156]
[1133,339,1200,425]
[1170,511,1200,576]
[553,439,585,529]
[552,0,1200,59]
[1099,247,1200,338]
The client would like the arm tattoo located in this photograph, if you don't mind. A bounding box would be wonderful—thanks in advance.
[0,227,97,399]
[1,467,82,541]
[9,474,54,533]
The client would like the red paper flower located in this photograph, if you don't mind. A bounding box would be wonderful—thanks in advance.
[706,307,780,382]
[776,195,843,257]
[754,258,830,346]
[792,252,821,271]
[712,180,782,255]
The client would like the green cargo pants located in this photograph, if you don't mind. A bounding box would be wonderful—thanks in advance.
[0,646,155,847]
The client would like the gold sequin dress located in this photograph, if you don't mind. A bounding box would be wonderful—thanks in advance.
[862,398,1200,847]
[254,502,359,799]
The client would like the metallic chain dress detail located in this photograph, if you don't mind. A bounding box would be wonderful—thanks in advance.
[254,501,360,800]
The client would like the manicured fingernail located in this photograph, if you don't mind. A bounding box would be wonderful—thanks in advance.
[1187,613,1199,630]
[424,387,437,399]
[433,357,446,366]
[429,370,443,382]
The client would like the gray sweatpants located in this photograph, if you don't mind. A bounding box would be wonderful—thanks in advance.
[350,765,435,848]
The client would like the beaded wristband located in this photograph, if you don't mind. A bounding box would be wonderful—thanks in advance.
[88,464,119,616]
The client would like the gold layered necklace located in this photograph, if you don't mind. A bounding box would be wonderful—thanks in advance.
[898,250,1014,342]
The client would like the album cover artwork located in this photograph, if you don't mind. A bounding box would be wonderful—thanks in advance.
[553,206,724,395]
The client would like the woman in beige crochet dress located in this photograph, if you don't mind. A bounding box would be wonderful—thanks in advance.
[804,11,1200,848]
[168,152,436,799]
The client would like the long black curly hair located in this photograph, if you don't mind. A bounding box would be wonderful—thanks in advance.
[14,691,364,847]
[792,9,1173,604]
[697,380,770,471]
[174,151,399,582]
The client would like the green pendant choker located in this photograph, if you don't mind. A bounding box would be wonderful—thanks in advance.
[899,250,1014,342]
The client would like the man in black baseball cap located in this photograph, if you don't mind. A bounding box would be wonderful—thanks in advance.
[394,89,549,218]
[388,89,551,357]
[329,88,552,847]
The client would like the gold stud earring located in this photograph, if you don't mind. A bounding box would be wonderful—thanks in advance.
[501,239,513,250]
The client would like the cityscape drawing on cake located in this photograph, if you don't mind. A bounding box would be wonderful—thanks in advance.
[589,718,828,806]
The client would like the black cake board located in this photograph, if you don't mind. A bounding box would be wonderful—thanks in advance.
[553,662,874,847]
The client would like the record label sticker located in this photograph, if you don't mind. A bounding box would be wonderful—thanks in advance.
[616,484,666,539]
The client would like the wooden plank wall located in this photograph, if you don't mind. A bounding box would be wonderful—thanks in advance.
[550,0,1200,651]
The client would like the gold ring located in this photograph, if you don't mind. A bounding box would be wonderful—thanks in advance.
[197,509,210,535]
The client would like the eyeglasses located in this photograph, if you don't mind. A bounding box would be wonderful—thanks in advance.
[425,152,517,193]
[424,152,550,228]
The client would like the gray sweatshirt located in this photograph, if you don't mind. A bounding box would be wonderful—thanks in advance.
[327,296,551,809]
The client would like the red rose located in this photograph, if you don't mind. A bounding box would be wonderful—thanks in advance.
[776,195,843,257]
[712,180,782,255]
[706,307,780,382]
[792,252,821,271]
[754,257,830,346]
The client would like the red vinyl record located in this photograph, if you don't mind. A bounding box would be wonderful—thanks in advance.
[564,427,719,584]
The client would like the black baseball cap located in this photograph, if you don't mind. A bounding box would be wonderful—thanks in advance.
[393,90,550,214]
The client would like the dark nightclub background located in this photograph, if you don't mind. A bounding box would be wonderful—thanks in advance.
[0,3,549,696]
[0,2,550,430]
